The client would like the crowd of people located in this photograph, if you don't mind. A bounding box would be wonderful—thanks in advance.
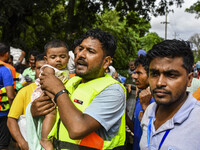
[1,28,200,150]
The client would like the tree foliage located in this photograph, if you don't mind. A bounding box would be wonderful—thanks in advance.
[186,1,200,18]
[93,10,151,69]
[0,0,182,66]
[139,32,163,51]
[189,33,200,62]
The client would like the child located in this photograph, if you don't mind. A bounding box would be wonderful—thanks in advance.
[27,40,70,150]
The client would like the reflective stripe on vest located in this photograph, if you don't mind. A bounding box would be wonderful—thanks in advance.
[48,74,126,150]
[0,60,16,111]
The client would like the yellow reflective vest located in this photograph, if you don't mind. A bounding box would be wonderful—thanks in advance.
[49,74,126,150]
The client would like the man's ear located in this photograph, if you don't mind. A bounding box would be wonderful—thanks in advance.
[187,72,193,87]
[3,52,9,62]
[103,56,112,70]
[44,56,48,63]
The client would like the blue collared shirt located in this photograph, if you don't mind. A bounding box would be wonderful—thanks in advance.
[140,93,200,150]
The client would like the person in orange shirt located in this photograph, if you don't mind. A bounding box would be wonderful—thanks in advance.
[193,87,200,100]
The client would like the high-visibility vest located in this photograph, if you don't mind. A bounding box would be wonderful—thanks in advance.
[49,74,127,150]
[0,60,16,111]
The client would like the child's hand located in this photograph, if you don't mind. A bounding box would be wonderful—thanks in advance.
[43,66,55,75]
[40,138,54,150]
[40,72,65,95]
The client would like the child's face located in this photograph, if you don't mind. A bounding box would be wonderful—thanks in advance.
[44,47,69,70]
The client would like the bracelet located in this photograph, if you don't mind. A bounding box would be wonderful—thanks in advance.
[54,89,69,104]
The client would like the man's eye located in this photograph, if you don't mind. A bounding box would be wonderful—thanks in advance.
[79,47,83,51]
[166,73,177,78]
[150,72,159,77]
[89,50,95,54]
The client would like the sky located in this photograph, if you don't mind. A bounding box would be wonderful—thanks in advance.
[149,0,200,41]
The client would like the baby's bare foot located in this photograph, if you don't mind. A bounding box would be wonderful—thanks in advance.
[40,138,53,150]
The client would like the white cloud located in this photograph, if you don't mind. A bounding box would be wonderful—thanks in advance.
[150,0,200,40]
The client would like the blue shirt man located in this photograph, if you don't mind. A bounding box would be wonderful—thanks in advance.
[131,55,154,150]
[133,93,154,150]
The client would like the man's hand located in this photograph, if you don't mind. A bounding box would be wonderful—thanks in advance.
[7,117,29,150]
[40,72,65,95]
[139,86,152,112]
[31,94,55,117]
[18,140,29,150]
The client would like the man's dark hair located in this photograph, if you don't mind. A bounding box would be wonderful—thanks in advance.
[72,38,83,52]
[0,42,10,56]
[10,55,13,61]
[147,40,194,73]
[28,50,40,63]
[44,40,69,55]
[134,55,149,74]
[28,50,40,58]
[35,53,45,62]
[82,28,117,57]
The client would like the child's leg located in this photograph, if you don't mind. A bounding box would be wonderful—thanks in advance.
[40,109,56,150]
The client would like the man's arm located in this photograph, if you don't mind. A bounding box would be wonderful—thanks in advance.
[138,87,152,121]
[31,94,56,117]
[38,73,105,139]
[18,50,26,63]
[5,85,15,106]
[7,117,29,150]
[33,90,101,139]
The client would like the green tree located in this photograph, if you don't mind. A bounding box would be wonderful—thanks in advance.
[0,0,63,50]
[93,10,151,69]
[0,0,184,53]
[139,32,164,51]
[189,33,200,62]
[186,1,200,18]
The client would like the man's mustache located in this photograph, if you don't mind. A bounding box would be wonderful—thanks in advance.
[152,88,171,95]
[76,57,88,66]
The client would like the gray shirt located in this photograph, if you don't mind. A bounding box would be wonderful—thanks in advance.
[140,93,200,150]
[84,83,125,141]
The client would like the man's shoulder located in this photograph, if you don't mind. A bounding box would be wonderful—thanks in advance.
[23,67,31,72]
[0,65,11,71]
[0,66,13,78]
[103,83,125,95]
[22,67,32,75]
[19,83,37,93]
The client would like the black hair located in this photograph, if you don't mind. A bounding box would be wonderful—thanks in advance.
[0,42,10,56]
[44,40,69,55]
[10,55,13,60]
[72,38,83,52]
[134,55,149,74]
[82,28,117,57]
[35,53,45,62]
[28,50,40,58]
[147,40,194,73]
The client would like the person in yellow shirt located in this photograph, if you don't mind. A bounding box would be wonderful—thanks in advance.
[7,54,45,150]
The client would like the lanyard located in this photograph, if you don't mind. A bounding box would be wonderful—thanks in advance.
[147,117,171,150]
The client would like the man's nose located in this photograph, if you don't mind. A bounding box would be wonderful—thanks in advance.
[156,74,166,87]
[77,49,87,58]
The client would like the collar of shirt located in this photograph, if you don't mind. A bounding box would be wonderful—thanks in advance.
[147,92,197,134]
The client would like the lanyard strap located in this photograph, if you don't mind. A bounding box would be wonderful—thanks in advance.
[147,117,171,150]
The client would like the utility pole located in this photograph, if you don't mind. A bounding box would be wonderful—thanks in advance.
[173,32,179,39]
[161,7,170,40]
